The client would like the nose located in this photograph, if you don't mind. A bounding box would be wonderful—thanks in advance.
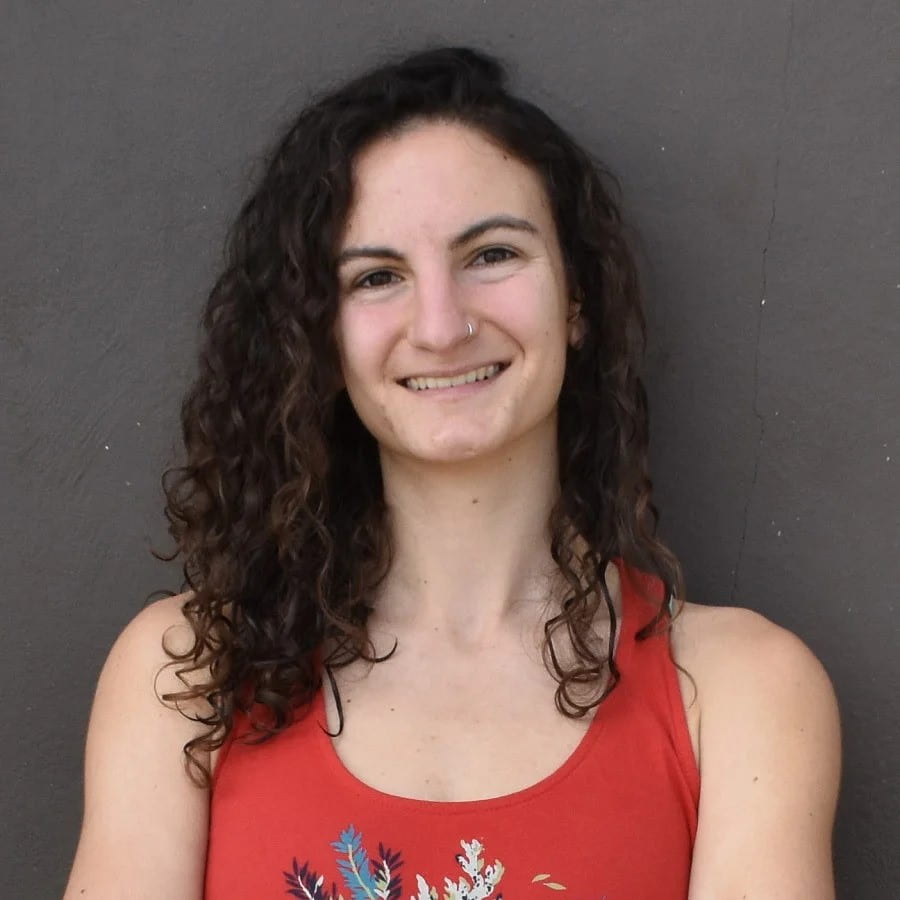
[406,267,471,352]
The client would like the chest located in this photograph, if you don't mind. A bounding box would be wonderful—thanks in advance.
[324,625,703,799]
[321,658,599,802]
[209,630,701,793]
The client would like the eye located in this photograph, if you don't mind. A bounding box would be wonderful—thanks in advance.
[348,246,517,292]
[472,246,517,266]
[353,269,401,291]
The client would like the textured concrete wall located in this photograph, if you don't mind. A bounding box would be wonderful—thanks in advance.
[2,2,897,897]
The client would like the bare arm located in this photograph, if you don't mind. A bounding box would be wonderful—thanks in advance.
[686,606,842,899]
[64,594,212,899]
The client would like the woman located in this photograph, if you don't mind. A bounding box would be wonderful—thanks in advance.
[65,47,841,898]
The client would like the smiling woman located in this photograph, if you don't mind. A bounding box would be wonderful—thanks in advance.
[64,47,841,900]
[334,123,573,464]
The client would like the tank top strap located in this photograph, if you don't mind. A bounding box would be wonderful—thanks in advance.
[616,559,675,671]
[613,556,700,809]
[611,554,668,672]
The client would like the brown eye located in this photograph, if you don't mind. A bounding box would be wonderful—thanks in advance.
[473,247,516,266]
[356,270,400,290]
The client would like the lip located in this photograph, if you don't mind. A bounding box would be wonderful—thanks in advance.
[398,361,511,395]
[395,361,511,383]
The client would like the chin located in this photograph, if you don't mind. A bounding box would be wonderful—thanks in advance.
[400,429,507,464]
[418,440,494,464]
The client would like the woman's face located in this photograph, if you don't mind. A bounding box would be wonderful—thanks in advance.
[334,120,578,466]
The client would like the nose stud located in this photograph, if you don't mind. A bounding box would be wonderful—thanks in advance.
[465,320,476,341]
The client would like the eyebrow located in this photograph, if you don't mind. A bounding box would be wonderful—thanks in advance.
[335,214,539,268]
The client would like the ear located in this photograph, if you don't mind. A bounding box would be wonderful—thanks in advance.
[567,301,586,349]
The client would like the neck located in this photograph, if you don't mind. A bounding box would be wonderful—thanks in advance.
[372,427,565,648]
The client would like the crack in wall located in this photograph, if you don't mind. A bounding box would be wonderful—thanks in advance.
[730,0,795,605]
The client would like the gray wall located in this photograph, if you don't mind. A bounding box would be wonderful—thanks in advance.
[2,1,897,896]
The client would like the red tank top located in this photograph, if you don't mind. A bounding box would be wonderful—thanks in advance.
[205,559,700,898]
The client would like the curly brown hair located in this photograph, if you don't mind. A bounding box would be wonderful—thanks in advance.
[154,45,688,788]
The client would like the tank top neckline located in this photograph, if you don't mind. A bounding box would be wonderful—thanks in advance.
[311,555,639,814]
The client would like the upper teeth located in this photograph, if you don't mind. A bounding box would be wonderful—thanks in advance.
[405,364,502,391]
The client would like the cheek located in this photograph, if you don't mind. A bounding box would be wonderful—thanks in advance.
[491,280,568,349]
[502,265,565,316]
[335,307,396,389]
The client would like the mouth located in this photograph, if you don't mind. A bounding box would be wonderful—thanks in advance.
[400,362,510,392]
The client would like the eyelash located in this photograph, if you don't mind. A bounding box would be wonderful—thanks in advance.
[351,246,517,291]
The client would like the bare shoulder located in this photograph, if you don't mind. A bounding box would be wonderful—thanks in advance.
[108,590,195,661]
[115,591,203,689]
[671,601,842,897]
[671,600,838,709]
[64,590,212,900]
[94,590,210,726]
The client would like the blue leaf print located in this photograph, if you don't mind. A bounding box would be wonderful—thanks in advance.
[331,824,379,900]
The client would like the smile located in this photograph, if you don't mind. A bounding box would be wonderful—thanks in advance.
[402,362,508,392]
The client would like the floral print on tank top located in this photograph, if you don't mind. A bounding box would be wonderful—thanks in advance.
[283,824,608,899]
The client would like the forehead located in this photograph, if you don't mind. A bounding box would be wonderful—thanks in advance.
[341,121,553,242]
